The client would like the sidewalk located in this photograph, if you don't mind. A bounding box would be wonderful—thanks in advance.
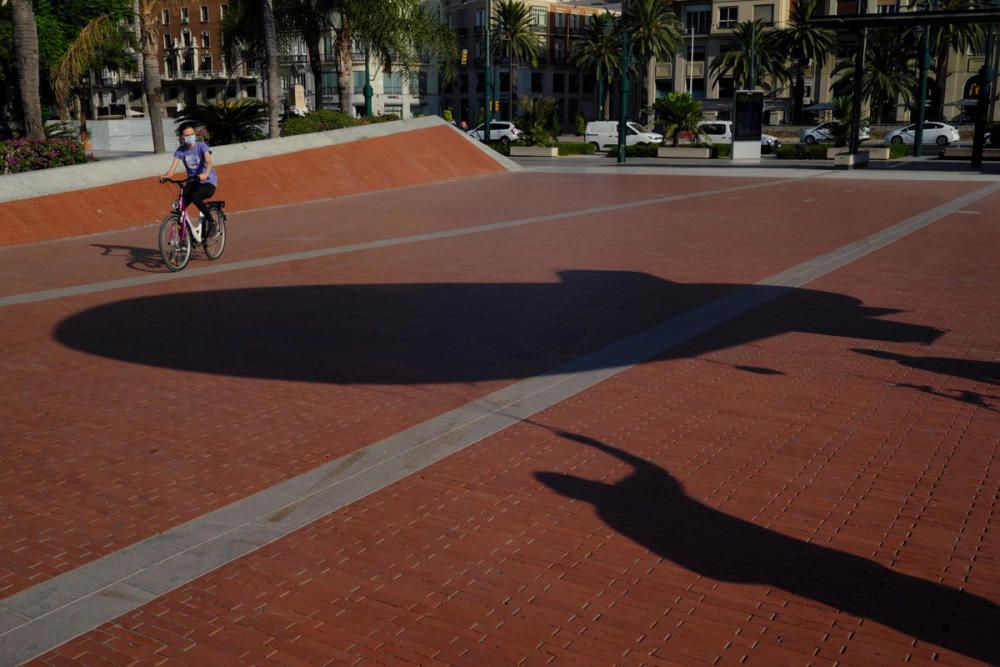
[1,164,997,665]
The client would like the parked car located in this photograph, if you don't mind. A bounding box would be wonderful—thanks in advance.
[585,121,663,150]
[883,122,960,146]
[467,121,521,144]
[696,120,782,153]
[800,121,870,144]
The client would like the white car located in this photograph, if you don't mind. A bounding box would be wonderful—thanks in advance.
[800,121,870,144]
[883,122,960,146]
[697,120,782,153]
[467,121,521,144]
[585,121,663,150]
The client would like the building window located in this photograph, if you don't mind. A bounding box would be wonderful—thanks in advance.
[201,54,212,71]
[532,72,543,93]
[408,71,428,96]
[718,77,735,98]
[553,73,564,93]
[876,0,898,13]
[718,7,738,28]
[385,71,403,95]
[182,29,192,47]
[181,7,190,24]
[322,71,337,96]
[531,7,547,30]
[220,4,227,19]
[206,86,216,99]
[554,41,565,63]
[686,6,711,34]
[200,5,209,21]
[753,4,774,25]
[163,33,173,49]
[570,14,579,33]
[201,32,210,48]
[353,71,367,90]
[554,12,565,30]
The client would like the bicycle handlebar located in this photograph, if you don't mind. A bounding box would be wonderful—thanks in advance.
[159,177,189,185]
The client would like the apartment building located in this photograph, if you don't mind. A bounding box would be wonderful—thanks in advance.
[441,0,623,127]
[155,1,259,116]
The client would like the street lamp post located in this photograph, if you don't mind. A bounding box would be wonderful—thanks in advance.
[485,0,492,143]
[687,26,695,94]
[748,20,757,89]
[914,2,936,156]
[363,47,373,118]
[597,62,603,120]
[972,14,996,168]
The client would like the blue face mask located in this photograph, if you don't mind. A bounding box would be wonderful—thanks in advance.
[183,135,197,145]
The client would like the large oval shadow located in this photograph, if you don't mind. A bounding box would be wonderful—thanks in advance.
[54,270,942,384]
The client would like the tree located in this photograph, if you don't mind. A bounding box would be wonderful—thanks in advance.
[923,0,983,121]
[261,0,280,137]
[710,20,787,92]
[623,0,679,115]
[831,30,917,124]
[570,12,621,121]
[490,0,538,121]
[7,0,44,138]
[274,0,335,113]
[653,92,703,146]
[772,0,836,124]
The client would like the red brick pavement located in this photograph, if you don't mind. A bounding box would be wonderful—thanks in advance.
[4,173,998,664]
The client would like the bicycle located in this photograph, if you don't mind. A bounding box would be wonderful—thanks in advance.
[158,177,227,272]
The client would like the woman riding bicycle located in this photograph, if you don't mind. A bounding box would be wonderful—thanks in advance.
[160,122,219,236]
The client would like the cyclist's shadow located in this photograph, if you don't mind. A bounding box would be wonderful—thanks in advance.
[91,243,166,273]
[534,427,999,664]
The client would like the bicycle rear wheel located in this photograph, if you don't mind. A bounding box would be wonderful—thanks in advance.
[159,213,191,271]
[203,207,226,260]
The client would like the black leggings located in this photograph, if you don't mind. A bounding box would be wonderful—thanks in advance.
[183,181,216,220]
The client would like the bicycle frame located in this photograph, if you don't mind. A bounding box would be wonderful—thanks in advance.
[166,178,203,244]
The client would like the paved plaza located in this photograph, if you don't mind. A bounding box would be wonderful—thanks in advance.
[0,163,997,665]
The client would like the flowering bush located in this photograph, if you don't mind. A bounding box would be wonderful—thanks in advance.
[1,136,90,174]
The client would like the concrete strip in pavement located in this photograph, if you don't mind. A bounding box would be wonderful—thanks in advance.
[2,180,996,665]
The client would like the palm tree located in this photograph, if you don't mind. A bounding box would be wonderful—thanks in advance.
[52,2,167,152]
[772,0,836,124]
[275,0,335,113]
[623,0,679,116]
[831,29,917,124]
[924,0,983,121]
[570,12,621,121]
[653,92,703,146]
[710,20,787,92]
[491,0,538,121]
[261,0,280,137]
[6,0,44,139]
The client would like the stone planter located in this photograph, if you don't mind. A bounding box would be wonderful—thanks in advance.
[510,145,558,157]
[657,146,712,159]
[867,147,891,160]
[826,147,846,159]
[833,151,870,168]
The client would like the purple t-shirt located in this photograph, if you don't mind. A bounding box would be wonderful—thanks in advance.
[173,141,217,186]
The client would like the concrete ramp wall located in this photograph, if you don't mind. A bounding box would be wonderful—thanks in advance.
[0,116,516,247]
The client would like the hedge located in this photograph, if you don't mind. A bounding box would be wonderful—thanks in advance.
[776,143,832,160]
[605,142,659,158]
[280,110,360,136]
[1,136,89,173]
[887,143,908,159]
[558,142,596,156]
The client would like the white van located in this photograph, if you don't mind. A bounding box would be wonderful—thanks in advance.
[585,121,663,150]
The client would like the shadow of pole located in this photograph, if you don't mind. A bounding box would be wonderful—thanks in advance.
[90,243,166,273]
[533,426,999,664]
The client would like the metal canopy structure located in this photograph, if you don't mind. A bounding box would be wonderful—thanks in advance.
[810,8,1000,167]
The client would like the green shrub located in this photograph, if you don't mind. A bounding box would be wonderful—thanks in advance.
[558,142,595,156]
[516,96,561,147]
[776,143,832,159]
[489,142,511,156]
[176,99,269,145]
[442,108,453,123]
[366,113,400,123]
[1,136,88,173]
[887,143,907,159]
[574,112,586,136]
[606,142,659,158]
[280,110,359,136]
[713,144,731,158]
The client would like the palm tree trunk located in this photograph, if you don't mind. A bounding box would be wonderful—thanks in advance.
[932,50,948,122]
[335,21,353,116]
[139,1,166,153]
[308,41,323,112]
[10,0,44,139]
[792,61,806,125]
[261,0,280,137]
[646,56,656,117]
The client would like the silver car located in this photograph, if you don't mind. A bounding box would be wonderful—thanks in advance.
[467,121,521,145]
[800,121,870,144]
[883,122,960,146]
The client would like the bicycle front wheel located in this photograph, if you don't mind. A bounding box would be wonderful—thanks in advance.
[203,209,226,260]
[159,213,191,271]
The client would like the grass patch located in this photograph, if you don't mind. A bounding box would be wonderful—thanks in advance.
[558,142,596,156]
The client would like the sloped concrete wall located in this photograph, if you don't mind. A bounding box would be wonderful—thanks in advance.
[0,116,516,247]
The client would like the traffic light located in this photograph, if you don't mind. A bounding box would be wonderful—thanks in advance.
[494,100,500,113]
[460,49,468,66]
